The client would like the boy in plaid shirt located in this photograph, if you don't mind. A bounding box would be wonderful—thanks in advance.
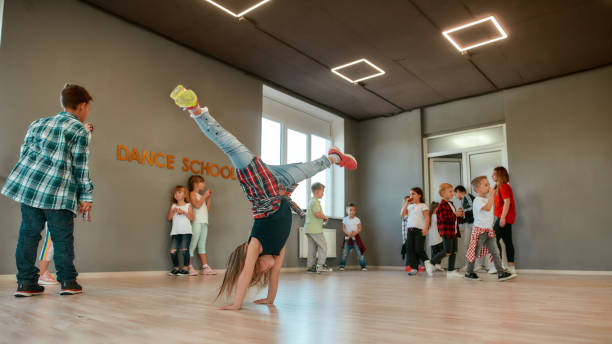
[2,84,94,297]
[464,176,516,282]
[429,183,464,278]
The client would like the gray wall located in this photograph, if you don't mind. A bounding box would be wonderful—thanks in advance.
[354,110,423,266]
[0,0,264,274]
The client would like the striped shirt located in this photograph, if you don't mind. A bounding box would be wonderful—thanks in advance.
[236,157,303,219]
[1,111,93,215]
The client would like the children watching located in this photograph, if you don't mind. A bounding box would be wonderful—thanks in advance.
[430,183,464,278]
[465,176,516,281]
[168,186,194,276]
[400,187,433,276]
[305,183,332,273]
[187,175,215,276]
[339,203,366,271]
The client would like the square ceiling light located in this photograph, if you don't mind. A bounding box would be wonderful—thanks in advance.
[205,0,271,17]
[331,59,385,83]
[442,16,508,52]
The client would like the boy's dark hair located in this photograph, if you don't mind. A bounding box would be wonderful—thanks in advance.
[454,185,467,193]
[347,203,355,208]
[429,201,440,213]
[188,175,205,191]
[311,182,325,192]
[60,84,92,109]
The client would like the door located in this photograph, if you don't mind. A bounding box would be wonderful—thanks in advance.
[467,150,504,192]
[429,158,462,203]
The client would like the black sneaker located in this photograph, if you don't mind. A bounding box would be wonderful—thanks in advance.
[306,266,317,273]
[178,269,189,276]
[14,282,44,297]
[59,280,83,295]
[464,272,480,281]
[168,268,180,276]
[498,272,517,282]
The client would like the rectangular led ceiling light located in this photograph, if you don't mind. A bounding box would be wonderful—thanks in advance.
[442,16,508,52]
[205,0,271,17]
[331,58,385,83]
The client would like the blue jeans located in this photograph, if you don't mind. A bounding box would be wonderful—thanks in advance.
[340,239,366,268]
[191,108,331,187]
[16,204,78,283]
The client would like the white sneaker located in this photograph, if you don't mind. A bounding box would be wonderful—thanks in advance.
[316,264,325,273]
[475,266,487,273]
[488,267,498,274]
[446,270,462,278]
[424,260,434,276]
[507,266,517,274]
[435,264,444,272]
[361,267,367,271]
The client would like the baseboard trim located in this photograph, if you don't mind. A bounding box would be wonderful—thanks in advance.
[2,266,611,282]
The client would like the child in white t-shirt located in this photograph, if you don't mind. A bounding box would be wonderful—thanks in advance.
[339,203,366,271]
[400,187,434,276]
[465,176,516,282]
[167,185,194,276]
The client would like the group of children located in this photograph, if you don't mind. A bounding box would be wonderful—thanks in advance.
[167,175,216,276]
[400,167,517,282]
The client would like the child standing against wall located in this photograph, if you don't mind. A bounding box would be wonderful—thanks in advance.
[168,186,194,276]
[400,187,433,276]
[430,183,464,278]
[339,203,366,271]
[305,183,332,273]
[465,176,516,282]
[187,175,215,276]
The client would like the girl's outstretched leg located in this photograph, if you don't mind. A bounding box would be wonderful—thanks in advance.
[267,156,331,187]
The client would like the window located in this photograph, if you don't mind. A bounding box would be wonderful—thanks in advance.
[0,0,4,47]
[261,119,332,212]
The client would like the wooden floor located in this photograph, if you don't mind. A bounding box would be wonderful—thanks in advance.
[1,270,612,344]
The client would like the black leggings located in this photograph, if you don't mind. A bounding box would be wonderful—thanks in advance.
[494,219,515,263]
[431,237,458,271]
[405,228,429,269]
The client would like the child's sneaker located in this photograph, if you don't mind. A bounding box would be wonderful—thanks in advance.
[338,266,345,271]
[14,283,44,297]
[405,266,412,272]
[168,268,179,276]
[178,269,189,276]
[424,260,434,276]
[408,270,417,276]
[475,266,487,273]
[418,265,425,272]
[39,272,59,285]
[435,264,444,271]
[306,265,317,273]
[328,146,357,170]
[507,266,517,274]
[315,265,325,273]
[201,264,217,275]
[321,265,333,272]
[170,85,198,109]
[188,265,198,276]
[59,280,82,295]
[464,272,481,281]
[498,272,517,282]
[446,270,462,278]
[361,267,367,271]
[488,266,498,274]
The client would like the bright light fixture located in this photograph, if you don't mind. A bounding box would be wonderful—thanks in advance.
[442,16,508,52]
[205,0,271,17]
[331,59,386,83]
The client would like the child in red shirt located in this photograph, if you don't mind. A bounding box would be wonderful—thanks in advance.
[492,167,517,274]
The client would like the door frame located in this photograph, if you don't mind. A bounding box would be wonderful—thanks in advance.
[423,124,507,203]
[428,158,463,203]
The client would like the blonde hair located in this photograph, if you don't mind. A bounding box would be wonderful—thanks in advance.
[217,242,270,301]
[171,185,190,204]
[438,183,453,196]
[471,176,488,190]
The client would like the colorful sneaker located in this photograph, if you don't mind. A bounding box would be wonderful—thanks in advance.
[14,283,44,297]
[168,268,180,276]
[418,265,425,272]
[201,264,217,275]
[59,280,82,295]
[405,266,412,273]
[328,146,357,170]
[424,260,434,276]
[170,85,198,109]
[188,265,198,276]
[464,272,481,281]
[338,266,345,271]
[178,269,189,276]
[498,272,517,282]
[39,272,59,285]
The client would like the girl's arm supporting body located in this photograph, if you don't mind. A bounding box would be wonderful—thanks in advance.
[220,239,261,310]
[254,247,286,305]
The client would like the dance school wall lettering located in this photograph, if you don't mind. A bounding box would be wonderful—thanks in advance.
[116,144,236,180]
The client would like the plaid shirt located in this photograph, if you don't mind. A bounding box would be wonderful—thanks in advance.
[436,199,460,238]
[1,112,93,215]
[401,215,408,243]
[466,226,495,263]
[236,157,303,219]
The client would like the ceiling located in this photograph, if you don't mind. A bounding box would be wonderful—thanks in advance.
[84,0,612,120]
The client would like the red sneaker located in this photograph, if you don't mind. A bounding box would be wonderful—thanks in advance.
[405,266,412,272]
[418,266,425,272]
[328,146,357,170]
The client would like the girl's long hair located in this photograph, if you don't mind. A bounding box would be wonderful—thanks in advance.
[493,166,510,186]
[411,187,425,204]
[217,242,270,301]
